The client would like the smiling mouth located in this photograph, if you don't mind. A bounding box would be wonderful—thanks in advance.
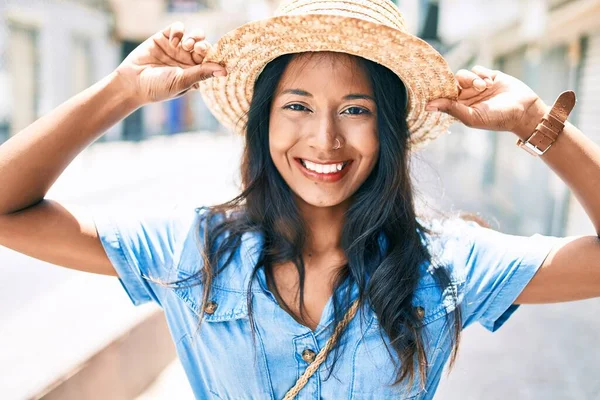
[294,157,353,183]
[297,158,351,174]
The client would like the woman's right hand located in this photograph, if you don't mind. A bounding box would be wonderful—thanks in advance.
[114,22,227,106]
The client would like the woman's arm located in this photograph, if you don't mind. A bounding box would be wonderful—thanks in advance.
[0,23,227,276]
[511,97,600,304]
[516,107,600,236]
[0,73,138,215]
[426,66,600,303]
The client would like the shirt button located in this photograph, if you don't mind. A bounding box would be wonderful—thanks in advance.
[301,348,317,364]
[204,301,218,315]
[415,306,425,320]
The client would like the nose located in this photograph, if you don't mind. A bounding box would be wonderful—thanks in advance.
[306,113,339,151]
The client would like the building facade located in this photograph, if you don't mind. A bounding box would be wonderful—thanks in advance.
[0,0,279,143]
[428,0,600,237]
[0,0,119,143]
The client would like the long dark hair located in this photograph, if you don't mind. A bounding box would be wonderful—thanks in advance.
[174,52,462,389]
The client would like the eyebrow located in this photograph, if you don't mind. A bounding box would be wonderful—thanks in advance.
[279,88,375,102]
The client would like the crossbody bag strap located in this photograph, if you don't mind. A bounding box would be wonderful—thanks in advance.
[282,299,361,400]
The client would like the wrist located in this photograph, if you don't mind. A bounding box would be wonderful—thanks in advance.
[108,70,146,110]
[511,97,550,141]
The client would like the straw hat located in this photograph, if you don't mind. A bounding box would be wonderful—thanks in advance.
[198,0,459,148]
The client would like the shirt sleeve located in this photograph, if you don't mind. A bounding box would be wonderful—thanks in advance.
[439,219,562,332]
[93,205,206,307]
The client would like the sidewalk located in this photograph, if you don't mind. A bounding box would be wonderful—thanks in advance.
[135,359,194,400]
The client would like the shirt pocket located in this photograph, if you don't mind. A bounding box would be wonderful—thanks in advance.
[350,284,452,399]
[174,284,275,400]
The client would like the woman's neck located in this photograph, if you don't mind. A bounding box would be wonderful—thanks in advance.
[296,197,348,257]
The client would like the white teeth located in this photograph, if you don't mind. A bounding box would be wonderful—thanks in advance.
[301,159,346,174]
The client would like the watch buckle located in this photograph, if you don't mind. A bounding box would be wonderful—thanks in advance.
[516,138,551,156]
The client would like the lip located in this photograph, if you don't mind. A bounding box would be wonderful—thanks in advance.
[294,158,353,183]
[300,157,348,164]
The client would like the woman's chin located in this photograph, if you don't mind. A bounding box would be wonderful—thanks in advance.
[294,191,350,209]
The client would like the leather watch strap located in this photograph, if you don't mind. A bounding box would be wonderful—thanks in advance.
[516,90,576,156]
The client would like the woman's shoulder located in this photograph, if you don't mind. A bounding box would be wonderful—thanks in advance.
[418,215,480,255]
[416,213,561,290]
[176,206,264,292]
[413,215,491,290]
[419,212,485,234]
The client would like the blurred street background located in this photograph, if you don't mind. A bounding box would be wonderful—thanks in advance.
[0,0,599,399]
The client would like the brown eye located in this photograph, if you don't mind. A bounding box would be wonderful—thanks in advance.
[284,104,310,112]
[344,107,369,115]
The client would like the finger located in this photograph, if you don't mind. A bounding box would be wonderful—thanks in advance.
[458,86,487,100]
[164,21,185,47]
[191,51,204,64]
[471,65,498,87]
[152,32,194,66]
[471,65,498,81]
[181,29,206,52]
[161,24,171,38]
[193,40,209,55]
[425,98,480,127]
[180,62,227,88]
[456,69,487,92]
[190,41,210,64]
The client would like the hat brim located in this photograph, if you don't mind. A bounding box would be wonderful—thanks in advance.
[198,13,459,148]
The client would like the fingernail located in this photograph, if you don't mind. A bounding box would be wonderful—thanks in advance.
[473,79,487,92]
[183,38,194,49]
[171,37,180,47]
[425,105,438,112]
[484,78,493,86]
[213,70,227,77]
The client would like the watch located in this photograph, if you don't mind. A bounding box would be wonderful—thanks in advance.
[516,90,577,156]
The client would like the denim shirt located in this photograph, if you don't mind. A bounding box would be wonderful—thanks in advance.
[94,206,560,400]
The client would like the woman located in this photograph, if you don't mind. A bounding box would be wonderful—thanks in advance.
[0,0,599,399]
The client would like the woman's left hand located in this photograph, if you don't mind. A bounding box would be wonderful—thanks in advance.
[426,65,549,139]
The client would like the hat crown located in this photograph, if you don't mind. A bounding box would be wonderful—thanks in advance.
[274,0,407,32]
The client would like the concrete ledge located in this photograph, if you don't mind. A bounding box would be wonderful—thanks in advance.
[36,309,176,400]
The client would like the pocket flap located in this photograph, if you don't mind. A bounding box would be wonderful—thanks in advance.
[174,283,250,322]
[203,286,249,322]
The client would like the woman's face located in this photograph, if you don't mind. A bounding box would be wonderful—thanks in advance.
[269,52,379,208]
